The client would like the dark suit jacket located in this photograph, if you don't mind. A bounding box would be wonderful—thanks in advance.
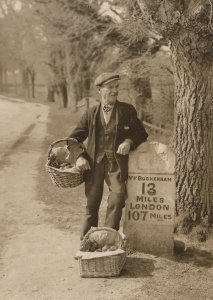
[69,100,148,182]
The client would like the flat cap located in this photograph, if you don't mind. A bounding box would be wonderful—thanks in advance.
[94,72,120,87]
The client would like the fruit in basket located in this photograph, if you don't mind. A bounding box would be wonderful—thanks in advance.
[90,244,97,252]
[51,159,60,169]
[102,245,110,252]
[93,241,98,248]
[80,238,93,252]
[89,241,98,252]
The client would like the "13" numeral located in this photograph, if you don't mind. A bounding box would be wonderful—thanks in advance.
[141,183,156,195]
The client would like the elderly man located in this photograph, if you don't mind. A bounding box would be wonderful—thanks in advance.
[69,72,148,239]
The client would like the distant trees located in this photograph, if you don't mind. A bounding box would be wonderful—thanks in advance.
[0,0,46,98]
[33,0,119,110]
[0,17,8,92]
[0,0,173,122]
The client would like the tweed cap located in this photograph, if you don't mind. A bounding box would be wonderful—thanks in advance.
[94,72,120,87]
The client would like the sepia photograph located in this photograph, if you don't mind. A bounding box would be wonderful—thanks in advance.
[0,0,212,299]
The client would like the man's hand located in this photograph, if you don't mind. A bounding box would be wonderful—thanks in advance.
[76,156,91,172]
[116,139,132,155]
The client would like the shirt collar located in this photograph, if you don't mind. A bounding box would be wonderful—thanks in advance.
[101,100,117,112]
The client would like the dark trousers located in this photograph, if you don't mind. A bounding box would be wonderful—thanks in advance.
[81,155,126,239]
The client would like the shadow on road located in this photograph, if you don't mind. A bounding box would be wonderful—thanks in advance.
[121,257,155,278]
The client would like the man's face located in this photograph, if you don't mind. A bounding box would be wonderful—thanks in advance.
[99,80,119,105]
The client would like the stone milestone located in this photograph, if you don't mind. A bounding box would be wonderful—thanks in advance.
[123,141,176,256]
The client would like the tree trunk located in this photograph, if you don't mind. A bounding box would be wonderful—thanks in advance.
[136,0,213,225]
[75,80,84,101]
[31,75,35,98]
[62,84,68,108]
[21,68,30,99]
[0,63,3,91]
[46,84,55,102]
[64,45,77,112]
[54,84,67,108]
[13,70,18,95]
[3,63,8,92]
[170,38,213,224]
[68,81,78,112]
[29,69,35,98]
[66,80,78,112]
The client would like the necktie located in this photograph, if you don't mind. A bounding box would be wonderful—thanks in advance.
[103,104,113,113]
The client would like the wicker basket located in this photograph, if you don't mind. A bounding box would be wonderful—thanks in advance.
[76,227,126,278]
[46,138,84,188]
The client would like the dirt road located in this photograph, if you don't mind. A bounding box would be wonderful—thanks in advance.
[0,97,213,300]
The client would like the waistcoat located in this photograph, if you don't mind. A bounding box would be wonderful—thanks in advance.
[95,106,116,163]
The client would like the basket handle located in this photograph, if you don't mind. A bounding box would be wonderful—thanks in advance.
[47,137,78,160]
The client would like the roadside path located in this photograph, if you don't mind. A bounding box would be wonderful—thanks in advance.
[0,96,46,161]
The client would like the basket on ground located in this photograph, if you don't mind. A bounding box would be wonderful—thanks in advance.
[46,138,84,188]
[76,227,126,278]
